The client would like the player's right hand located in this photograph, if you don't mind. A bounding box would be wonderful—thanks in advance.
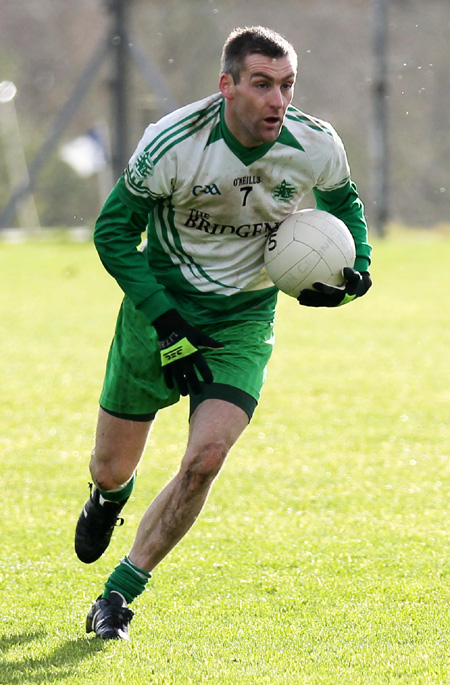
[153,309,224,396]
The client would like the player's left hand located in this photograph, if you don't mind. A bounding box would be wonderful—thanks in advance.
[298,268,372,307]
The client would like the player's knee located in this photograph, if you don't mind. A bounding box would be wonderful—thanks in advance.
[89,449,132,492]
[90,467,124,493]
[182,441,227,491]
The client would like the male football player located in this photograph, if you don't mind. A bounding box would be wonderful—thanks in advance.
[75,25,372,640]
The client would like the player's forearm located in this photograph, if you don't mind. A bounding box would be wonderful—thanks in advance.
[94,189,173,323]
[313,181,372,272]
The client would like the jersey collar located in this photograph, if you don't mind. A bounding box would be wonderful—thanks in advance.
[219,100,276,165]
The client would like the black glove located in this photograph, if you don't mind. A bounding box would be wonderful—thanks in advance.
[298,268,372,308]
[153,309,223,396]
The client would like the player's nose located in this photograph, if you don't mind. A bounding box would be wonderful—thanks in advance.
[269,87,284,110]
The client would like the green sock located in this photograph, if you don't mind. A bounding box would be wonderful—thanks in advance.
[98,473,136,503]
[103,556,151,604]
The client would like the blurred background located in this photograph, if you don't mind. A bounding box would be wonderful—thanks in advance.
[0,0,449,236]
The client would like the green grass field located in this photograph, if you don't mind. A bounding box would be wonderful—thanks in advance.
[1,229,449,684]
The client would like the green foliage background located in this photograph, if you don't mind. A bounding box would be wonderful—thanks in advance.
[1,0,450,227]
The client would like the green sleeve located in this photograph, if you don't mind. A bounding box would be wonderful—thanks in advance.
[93,181,173,323]
[313,180,372,272]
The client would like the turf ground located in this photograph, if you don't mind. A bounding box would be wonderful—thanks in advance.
[1,228,449,683]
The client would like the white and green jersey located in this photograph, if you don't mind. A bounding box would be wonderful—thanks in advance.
[94,93,371,326]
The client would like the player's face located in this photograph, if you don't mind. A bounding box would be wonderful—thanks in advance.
[220,53,296,148]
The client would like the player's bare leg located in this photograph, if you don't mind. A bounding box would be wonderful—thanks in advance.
[89,408,154,491]
[128,399,249,572]
[85,399,249,639]
[75,409,153,564]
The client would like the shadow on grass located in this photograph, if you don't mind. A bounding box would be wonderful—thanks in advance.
[0,632,105,684]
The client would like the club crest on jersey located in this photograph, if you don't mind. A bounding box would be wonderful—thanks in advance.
[129,150,155,184]
[272,179,297,203]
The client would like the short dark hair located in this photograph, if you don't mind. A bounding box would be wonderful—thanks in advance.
[221,26,297,83]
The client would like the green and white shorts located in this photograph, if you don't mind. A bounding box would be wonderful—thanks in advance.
[100,296,275,421]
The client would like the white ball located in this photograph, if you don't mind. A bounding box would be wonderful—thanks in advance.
[264,208,356,298]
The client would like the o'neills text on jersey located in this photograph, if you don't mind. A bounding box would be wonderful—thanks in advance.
[233,176,261,187]
[185,209,280,238]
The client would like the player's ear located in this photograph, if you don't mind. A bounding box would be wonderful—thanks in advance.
[219,72,234,99]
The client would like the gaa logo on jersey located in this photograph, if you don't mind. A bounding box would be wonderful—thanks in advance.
[192,183,221,197]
